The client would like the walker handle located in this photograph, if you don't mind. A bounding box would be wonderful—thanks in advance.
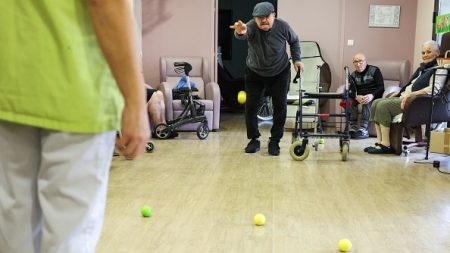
[293,69,302,83]
[174,62,192,76]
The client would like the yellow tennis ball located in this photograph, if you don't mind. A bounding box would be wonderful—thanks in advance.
[237,91,246,104]
[140,205,153,217]
[318,138,325,144]
[253,213,266,226]
[338,238,352,252]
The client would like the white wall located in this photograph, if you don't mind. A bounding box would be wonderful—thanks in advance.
[142,0,216,88]
[414,0,435,70]
[141,0,430,97]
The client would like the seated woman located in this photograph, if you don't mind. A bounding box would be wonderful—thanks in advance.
[365,40,447,154]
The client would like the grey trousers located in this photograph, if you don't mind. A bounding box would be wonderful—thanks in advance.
[370,97,403,127]
[0,120,115,253]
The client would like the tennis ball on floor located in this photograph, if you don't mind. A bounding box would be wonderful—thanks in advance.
[253,213,266,226]
[318,138,325,144]
[237,90,246,104]
[338,238,352,252]
[140,205,153,217]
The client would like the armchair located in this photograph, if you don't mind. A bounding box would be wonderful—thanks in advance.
[390,72,450,155]
[390,82,450,155]
[159,56,221,131]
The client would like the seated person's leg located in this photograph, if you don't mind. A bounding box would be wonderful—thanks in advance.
[367,98,401,154]
[354,103,370,139]
[147,88,178,139]
[147,90,165,127]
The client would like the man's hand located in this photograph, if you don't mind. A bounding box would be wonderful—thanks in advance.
[355,95,364,104]
[362,94,374,104]
[116,101,150,159]
[356,94,374,104]
[293,61,304,72]
[230,20,247,35]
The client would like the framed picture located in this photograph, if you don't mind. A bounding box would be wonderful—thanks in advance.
[368,5,401,28]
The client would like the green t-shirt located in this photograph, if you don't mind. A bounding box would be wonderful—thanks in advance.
[0,1,123,133]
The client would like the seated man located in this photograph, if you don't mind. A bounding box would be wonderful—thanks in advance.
[348,53,384,139]
[146,84,178,138]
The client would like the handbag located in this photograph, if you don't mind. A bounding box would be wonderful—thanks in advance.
[437,50,450,66]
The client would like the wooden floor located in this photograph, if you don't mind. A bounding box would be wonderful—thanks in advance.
[97,112,450,253]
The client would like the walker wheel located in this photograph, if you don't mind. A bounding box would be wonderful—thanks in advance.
[341,141,349,161]
[196,122,209,140]
[155,123,170,139]
[290,140,309,161]
[146,141,155,153]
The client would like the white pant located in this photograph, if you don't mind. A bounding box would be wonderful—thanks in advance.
[0,120,115,253]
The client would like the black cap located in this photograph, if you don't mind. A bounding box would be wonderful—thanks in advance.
[252,2,275,17]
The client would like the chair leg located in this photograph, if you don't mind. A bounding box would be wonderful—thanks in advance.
[389,123,404,155]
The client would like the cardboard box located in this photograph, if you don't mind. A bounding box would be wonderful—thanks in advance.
[429,128,450,154]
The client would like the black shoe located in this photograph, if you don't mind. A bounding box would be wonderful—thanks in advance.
[245,139,260,153]
[364,143,379,152]
[268,140,280,156]
[354,127,369,139]
[367,144,394,154]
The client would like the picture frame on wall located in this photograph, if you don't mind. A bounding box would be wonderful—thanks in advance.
[368,4,401,28]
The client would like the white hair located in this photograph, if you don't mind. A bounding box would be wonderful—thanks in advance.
[422,40,440,54]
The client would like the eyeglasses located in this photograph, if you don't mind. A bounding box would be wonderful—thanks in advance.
[353,59,365,64]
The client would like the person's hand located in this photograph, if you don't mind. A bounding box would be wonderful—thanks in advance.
[355,95,364,104]
[400,94,411,110]
[116,102,150,159]
[293,61,304,72]
[362,94,374,104]
[230,20,247,35]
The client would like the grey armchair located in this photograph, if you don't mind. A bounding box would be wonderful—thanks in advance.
[159,56,221,131]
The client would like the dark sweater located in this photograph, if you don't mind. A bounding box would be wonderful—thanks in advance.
[349,65,384,99]
[235,18,301,77]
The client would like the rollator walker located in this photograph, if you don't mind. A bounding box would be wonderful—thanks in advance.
[289,67,352,161]
[153,62,210,140]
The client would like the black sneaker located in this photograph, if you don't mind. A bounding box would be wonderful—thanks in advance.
[268,140,280,156]
[354,127,369,139]
[245,139,260,153]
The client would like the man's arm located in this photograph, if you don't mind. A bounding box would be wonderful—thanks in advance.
[371,68,385,99]
[286,24,303,71]
[87,0,149,159]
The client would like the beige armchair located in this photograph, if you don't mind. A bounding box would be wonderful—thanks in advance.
[369,59,411,96]
[159,56,220,131]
